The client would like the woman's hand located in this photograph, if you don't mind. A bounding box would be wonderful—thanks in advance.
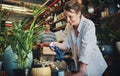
[50,42,68,51]
[72,62,87,76]
[50,42,60,46]
[49,42,59,51]
[72,72,84,76]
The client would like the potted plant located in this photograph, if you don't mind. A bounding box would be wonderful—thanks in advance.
[2,3,46,76]
[0,3,11,71]
[96,22,120,57]
[114,30,120,55]
[0,4,10,58]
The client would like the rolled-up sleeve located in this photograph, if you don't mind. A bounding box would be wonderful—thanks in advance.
[63,36,70,50]
[63,27,71,50]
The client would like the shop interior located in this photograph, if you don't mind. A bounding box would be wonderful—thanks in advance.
[0,0,120,76]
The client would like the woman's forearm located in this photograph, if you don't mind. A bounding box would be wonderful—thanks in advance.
[79,62,87,75]
[72,62,87,76]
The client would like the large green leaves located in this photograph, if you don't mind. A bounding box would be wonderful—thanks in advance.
[7,5,46,69]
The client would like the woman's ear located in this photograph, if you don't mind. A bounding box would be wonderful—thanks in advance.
[80,11,81,14]
[78,12,81,16]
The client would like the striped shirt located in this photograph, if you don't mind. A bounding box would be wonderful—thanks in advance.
[38,31,56,43]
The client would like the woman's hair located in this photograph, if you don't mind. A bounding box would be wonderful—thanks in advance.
[64,0,82,14]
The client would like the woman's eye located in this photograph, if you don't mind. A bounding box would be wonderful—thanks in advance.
[69,16,73,19]
[64,15,67,19]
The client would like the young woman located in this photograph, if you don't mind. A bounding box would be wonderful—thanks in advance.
[51,1,108,76]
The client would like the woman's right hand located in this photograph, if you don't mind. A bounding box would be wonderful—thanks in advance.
[50,42,68,51]
[50,42,60,46]
[49,42,59,51]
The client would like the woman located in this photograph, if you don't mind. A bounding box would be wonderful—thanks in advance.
[51,1,108,76]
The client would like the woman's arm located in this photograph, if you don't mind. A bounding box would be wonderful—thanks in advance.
[73,62,87,76]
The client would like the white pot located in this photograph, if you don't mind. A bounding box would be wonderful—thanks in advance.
[116,42,120,54]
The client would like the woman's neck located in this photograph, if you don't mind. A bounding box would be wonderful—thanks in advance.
[73,15,81,30]
[73,25,78,30]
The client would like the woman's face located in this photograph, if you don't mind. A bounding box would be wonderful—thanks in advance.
[64,9,81,26]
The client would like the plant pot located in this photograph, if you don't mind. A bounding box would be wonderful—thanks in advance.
[3,46,33,76]
[51,70,58,76]
[116,42,120,54]
[31,67,51,76]
[51,70,65,76]
[99,45,113,56]
[58,70,64,76]
[108,3,117,14]
[13,69,30,76]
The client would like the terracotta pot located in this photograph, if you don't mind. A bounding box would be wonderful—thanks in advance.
[31,67,51,76]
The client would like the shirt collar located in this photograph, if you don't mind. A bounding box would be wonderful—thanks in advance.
[77,15,86,32]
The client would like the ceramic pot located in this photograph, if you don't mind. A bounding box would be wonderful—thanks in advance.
[99,45,113,56]
[108,3,117,14]
[3,46,33,76]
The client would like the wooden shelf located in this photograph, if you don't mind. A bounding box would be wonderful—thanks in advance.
[100,13,120,32]
[52,24,66,31]
[51,3,65,13]
[100,13,120,20]
[50,17,65,25]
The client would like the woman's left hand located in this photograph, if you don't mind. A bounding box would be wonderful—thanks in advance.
[72,62,86,76]
[72,72,84,76]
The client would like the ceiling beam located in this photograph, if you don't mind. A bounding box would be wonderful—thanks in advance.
[3,0,43,9]
[2,4,33,15]
[1,0,50,15]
